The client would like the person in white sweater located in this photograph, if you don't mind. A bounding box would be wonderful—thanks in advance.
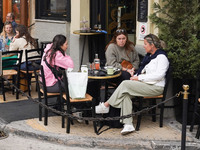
[96,34,169,135]
[9,24,39,70]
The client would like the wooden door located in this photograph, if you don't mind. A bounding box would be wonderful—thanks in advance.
[3,0,28,26]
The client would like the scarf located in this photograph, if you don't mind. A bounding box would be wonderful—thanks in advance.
[136,49,167,75]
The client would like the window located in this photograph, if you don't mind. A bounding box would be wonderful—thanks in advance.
[12,0,20,23]
[36,0,71,21]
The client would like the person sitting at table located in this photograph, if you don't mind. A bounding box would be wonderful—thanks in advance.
[0,21,15,52]
[9,24,39,71]
[6,12,17,33]
[41,34,74,93]
[96,33,169,135]
[105,28,140,84]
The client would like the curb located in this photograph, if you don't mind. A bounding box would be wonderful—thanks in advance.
[0,119,200,150]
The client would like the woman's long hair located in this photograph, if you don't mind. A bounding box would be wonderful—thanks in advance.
[105,29,135,55]
[46,34,66,65]
[0,21,15,43]
[15,24,37,48]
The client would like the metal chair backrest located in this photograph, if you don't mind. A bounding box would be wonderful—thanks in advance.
[32,63,48,100]
[62,70,71,107]
[162,66,172,100]
[2,50,23,72]
[24,48,44,72]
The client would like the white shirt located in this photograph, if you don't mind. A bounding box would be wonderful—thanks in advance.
[9,36,36,62]
[137,54,169,87]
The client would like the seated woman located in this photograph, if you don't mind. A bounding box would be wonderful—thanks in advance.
[105,28,139,84]
[1,22,16,70]
[0,21,15,52]
[9,24,39,71]
[96,34,169,135]
[41,34,74,93]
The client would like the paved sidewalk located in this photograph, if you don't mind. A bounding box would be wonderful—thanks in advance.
[1,115,200,149]
[0,85,200,149]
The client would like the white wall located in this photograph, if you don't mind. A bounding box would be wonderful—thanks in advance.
[70,0,90,71]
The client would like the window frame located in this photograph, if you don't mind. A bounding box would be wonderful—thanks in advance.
[35,0,71,22]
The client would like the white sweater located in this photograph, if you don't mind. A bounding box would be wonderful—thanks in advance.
[9,37,37,62]
[137,54,169,87]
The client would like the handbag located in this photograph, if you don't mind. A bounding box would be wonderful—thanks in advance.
[121,60,133,69]
[67,71,88,99]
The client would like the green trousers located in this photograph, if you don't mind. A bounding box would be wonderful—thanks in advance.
[107,80,164,125]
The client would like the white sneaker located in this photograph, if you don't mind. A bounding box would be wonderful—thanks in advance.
[121,124,135,135]
[95,102,109,114]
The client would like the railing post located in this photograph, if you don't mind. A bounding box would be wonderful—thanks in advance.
[181,85,189,150]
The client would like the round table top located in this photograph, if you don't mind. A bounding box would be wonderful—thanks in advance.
[73,30,103,35]
[88,71,121,80]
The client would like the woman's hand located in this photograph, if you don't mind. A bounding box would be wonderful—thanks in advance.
[122,67,135,76]
[130,76,138,81]
[127,68,135,77]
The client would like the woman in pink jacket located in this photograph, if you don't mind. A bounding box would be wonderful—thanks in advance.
[41,34,74,93]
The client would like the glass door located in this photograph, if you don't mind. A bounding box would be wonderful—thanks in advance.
[12,0,20,24]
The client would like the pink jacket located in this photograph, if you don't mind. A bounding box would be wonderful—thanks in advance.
[41,43,74,87]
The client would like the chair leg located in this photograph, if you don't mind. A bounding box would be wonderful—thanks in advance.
[136,98,143,131]
[196,125,200,139]
[16,73,21,99]
[44,108,48,126]
[105,81,108,101]
[160,102,164,127]
[66,117,71,133]
[1,78,6,101]
[27,73,31,96]
[38,93,42,121]
[62,116,65,128]
[39,105,42,121]
[151,99,156,122]
[12,76,15,95]
[92,98,98,134]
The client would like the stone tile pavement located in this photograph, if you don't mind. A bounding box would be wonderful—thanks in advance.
[0,84,200,149]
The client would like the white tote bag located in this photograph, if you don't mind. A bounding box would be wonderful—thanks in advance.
[66,71,88,99]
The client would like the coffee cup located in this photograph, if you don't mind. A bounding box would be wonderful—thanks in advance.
[107,66,114,75]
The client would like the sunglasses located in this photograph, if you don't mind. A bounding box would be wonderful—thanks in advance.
[116,29,127,33]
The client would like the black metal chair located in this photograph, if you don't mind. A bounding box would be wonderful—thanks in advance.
[134,66,172,131]
[62,70,97,134]
[33,63,65,127]
[190,71,200,138]
[20,48,44,96]
[1,50,23,101]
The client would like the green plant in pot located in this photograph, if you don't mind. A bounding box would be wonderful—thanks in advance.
[149,0,200,124]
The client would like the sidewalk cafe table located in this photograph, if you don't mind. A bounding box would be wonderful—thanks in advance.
[73,30,104,70]
[88,70,121,103]
[88,70,121,134]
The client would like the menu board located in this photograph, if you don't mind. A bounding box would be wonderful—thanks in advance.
[138,0,148,22]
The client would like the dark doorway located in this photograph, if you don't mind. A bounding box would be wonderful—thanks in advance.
[90,0,137,65]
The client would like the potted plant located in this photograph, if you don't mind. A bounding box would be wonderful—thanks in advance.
[149,0,200,124]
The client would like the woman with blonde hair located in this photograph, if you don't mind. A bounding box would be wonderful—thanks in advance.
[0,21,15,51]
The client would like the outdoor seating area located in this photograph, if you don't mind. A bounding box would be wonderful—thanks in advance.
[1,84,200,149]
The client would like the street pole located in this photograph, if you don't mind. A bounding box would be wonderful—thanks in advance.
[181,85,189,150]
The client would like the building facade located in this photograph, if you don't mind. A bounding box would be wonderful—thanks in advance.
[1,0,161,71]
